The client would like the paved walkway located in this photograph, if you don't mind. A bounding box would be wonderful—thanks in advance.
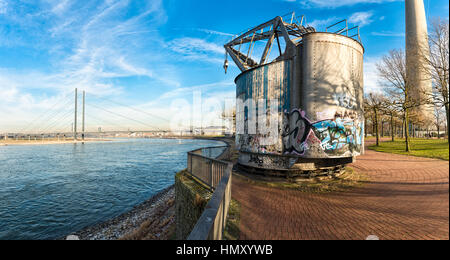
[232,139,449,240]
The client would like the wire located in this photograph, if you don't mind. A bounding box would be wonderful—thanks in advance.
[85,113,130,132]
[21,95,74,134]
[35,105,74,133]
[39,109,74,134]
[87,103,162,131]
[87,92,170,123]
[19,90,74,133]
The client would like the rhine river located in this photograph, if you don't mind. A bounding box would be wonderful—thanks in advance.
[0,138,224,240]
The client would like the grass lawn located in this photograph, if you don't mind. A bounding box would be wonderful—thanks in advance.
[223,199,241,240]
[368,138,449,161]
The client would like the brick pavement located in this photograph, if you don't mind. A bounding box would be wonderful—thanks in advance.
[232,139,449,240]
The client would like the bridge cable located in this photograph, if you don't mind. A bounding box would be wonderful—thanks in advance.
[86,103,162,131]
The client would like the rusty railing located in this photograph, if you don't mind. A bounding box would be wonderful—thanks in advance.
[186,144,233,240]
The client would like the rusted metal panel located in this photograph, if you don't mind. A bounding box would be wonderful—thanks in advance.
[235,32,365,170]
[236,60,291,156]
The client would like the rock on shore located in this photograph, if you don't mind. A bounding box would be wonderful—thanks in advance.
[69,185,175,240]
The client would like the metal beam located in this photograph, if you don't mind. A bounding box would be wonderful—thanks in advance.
[260,31,276,64]
[225,46,247,72]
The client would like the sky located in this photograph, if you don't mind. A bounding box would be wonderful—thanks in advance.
[0,0,448,133]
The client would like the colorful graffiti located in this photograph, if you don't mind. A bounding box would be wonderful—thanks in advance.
[237,107,363,158]
[283,109,362,157]
[281,109,312,155]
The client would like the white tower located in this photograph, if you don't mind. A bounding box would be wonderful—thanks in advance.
[405,0,433,121]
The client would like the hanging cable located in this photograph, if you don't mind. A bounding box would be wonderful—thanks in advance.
[87,103,162,131]
[87,92,170,123]
[19,90,74,133]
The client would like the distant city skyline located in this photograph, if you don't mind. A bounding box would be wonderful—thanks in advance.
[0,0,448,132]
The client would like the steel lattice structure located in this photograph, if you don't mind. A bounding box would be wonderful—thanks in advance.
[223,13,315,72]
[223,12,361,73]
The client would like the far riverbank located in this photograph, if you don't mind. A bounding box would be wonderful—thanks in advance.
[0,138,111,146]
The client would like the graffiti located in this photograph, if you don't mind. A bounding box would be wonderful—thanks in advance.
[312,118,354,152]
[237,106,363,167]
[283,109,362,157]
[249,153,264,167]
[282,109,312,155]
[239,152,298,169]
[237,132,282,154]
[333,93,356,109]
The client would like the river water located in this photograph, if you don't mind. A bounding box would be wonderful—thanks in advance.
[0,138,224,240]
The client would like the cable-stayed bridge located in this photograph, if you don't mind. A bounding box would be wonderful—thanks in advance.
[1,88,211,141]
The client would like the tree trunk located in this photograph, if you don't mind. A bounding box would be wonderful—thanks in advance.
[405,110,411,152]
[445,103,449,140]
[401,118,404,139]
[381,121,384,137]
[445,124,448,140]
[364,117,368,138]
[391,115,395,142]
[374,109,379,146]
[372,116,376,137]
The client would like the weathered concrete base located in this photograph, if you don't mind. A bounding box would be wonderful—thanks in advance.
[237,152,352,180]
[237,151,354,179]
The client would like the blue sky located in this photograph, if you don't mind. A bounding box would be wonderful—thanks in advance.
[0,0,448,132]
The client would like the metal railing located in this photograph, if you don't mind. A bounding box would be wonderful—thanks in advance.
[187,145,231,190]
[325,19,361,42]
[186,143,233,240]
[187,162,232,240]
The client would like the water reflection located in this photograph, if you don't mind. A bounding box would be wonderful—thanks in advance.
[0,138,224,240]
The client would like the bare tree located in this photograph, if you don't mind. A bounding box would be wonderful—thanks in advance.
[434,105,446,139]
[423,18,449,139]
[377,49,427,152]
[363,105,374,137]
[364,93,385,146]
[380,96,400,142]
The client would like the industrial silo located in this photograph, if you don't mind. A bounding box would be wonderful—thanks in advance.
[225,14,364,177]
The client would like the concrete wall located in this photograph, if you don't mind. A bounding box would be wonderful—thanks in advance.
[175,170,211,239]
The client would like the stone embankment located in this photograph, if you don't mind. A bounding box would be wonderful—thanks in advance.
[68,186,175,240]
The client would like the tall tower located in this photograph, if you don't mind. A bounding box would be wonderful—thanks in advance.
[405,0,433,121]
[74,88,78,141]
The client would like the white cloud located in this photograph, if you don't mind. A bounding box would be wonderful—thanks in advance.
[167,37,225,64]
[157,81,234,101]
[349,11,374,27]
[298,0,401,8]
[50,0,72,16]
[168,37,224,55]
[364,56,384,94]
[371,31,405,37]
[307,11,374,30]
[0,1,232,132]
[197,28,234,37]
[0,0,184,132]
[0,0,7,14]
[308,17,339,30]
